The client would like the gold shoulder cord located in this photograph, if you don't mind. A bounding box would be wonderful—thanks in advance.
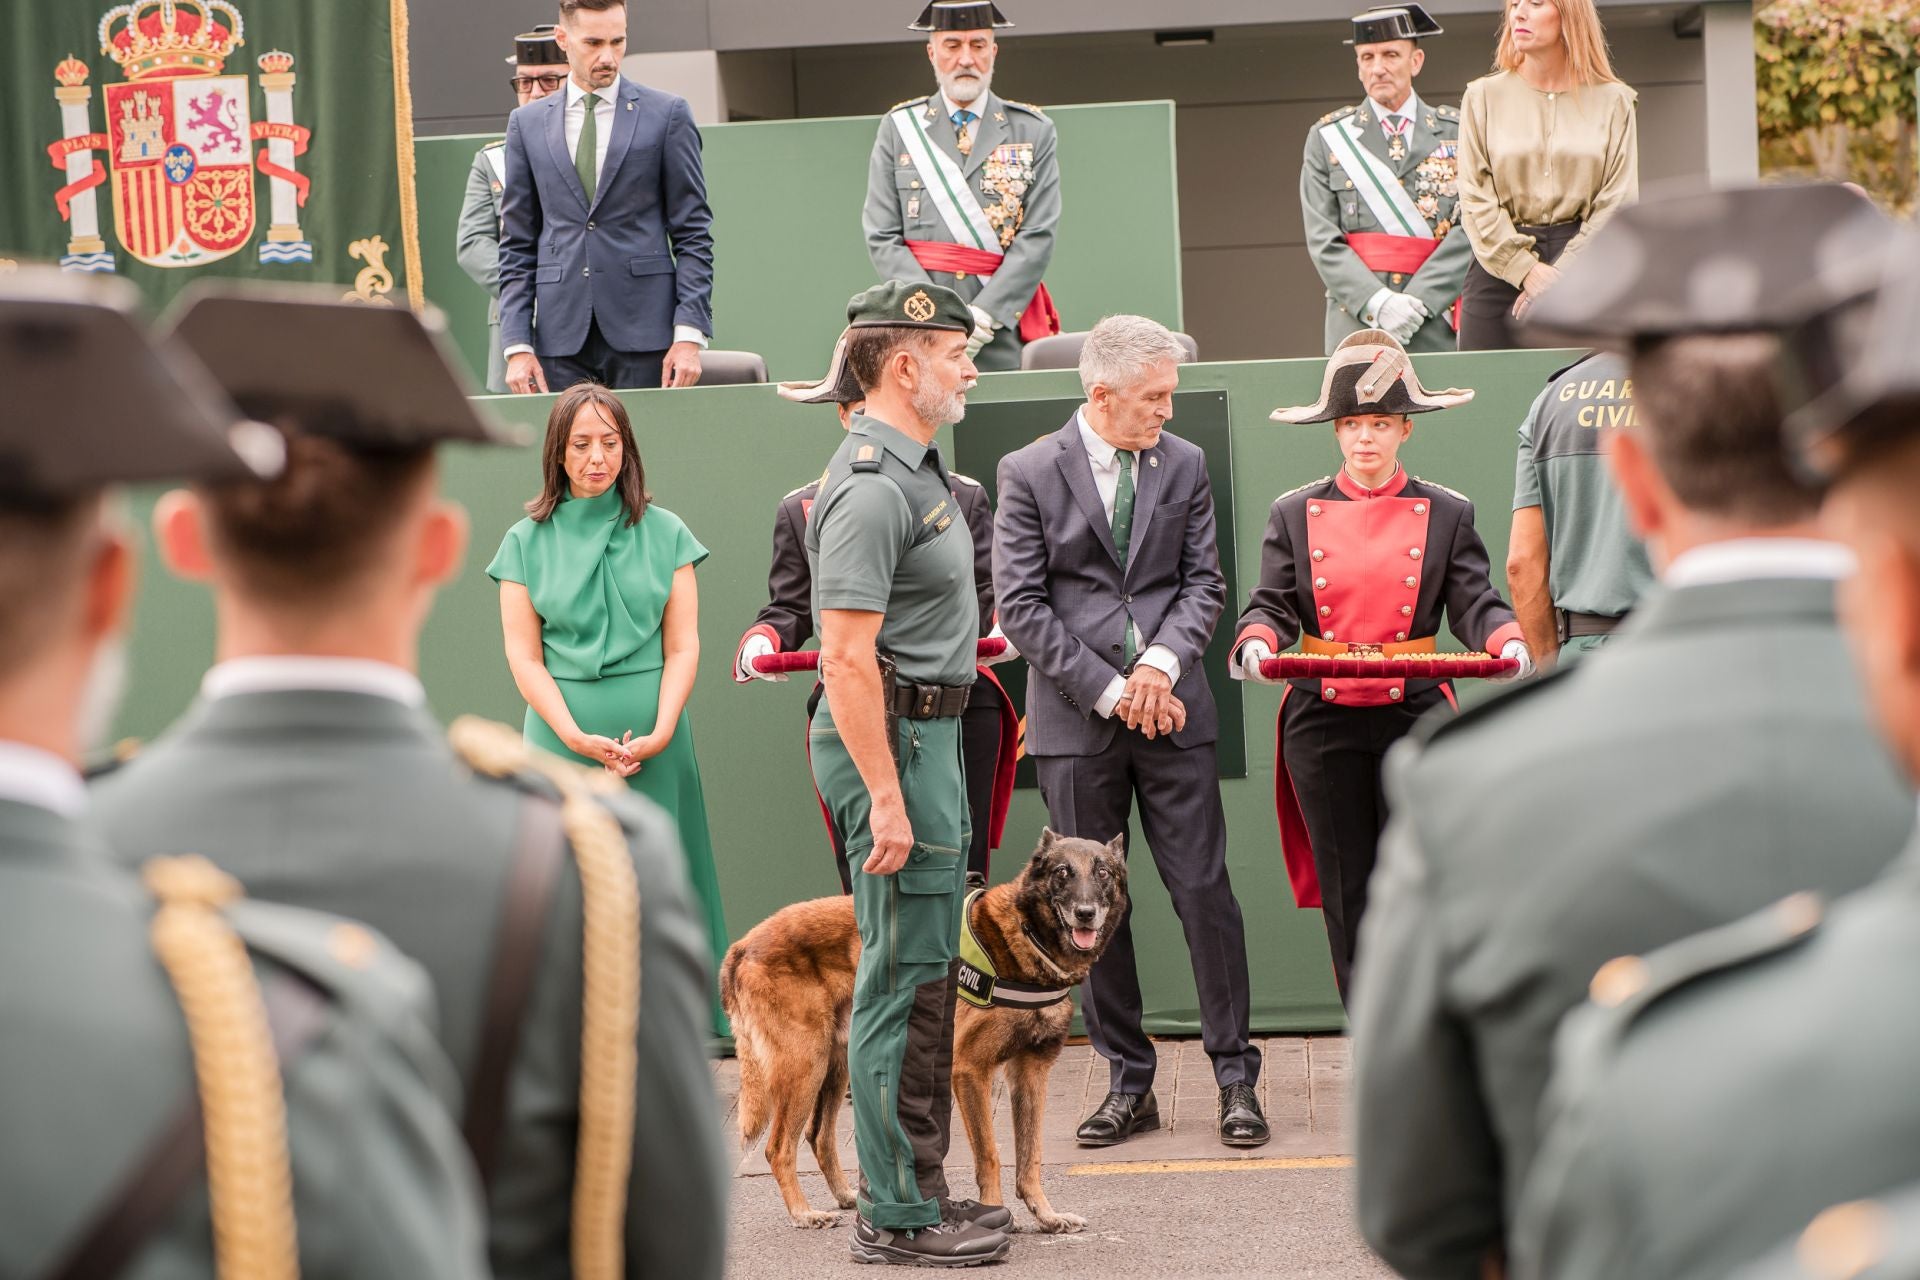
[143,856,300,1280]
[449,717,641,1280]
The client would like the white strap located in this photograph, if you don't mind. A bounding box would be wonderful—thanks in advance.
[1320,118,1429,237]
[891,106,997,253]
[483,146,506,185]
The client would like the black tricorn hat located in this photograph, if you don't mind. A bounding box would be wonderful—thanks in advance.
[506,25,562,66]
[779,329,865,406]
[0,269,280,501]
[1270,329,1472,424]
[910,1,1013,32]
[1346,4,1443,44]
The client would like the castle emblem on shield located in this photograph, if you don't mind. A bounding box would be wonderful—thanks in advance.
[47,0,315,272]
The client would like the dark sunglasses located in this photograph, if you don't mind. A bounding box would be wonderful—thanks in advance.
[510,73,567,92]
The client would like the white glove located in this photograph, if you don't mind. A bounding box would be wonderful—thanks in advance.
[1497,639,1534,682]
[1377,292,1431,344]
[736,633,786,683]
[1235,639,1279,684]
[981,623,1019,666]
[965,304,997,360]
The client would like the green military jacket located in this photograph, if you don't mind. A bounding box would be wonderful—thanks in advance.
[1,795,487,1278]
[1300,93,1473,353]
[91,687,729,1279]
[1515,841,1920,1279]
[1350,575,1915,1280]
[863,91,1059,371]
[455,140,509,394]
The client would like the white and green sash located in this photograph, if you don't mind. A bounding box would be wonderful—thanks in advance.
[1319,115,1430,238]
[890,105,998,253]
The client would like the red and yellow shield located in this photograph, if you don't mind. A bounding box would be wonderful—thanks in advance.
[105,73,255,266]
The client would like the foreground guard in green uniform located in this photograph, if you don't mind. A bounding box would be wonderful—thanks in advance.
[456,26,567,393]
[805,281,1012,1266]
[865,1,1061,372]
[0,272,486,1279]
[1505,351,1654,665]
[1512,194,1920,1280]
[1350,183,1915,1280]
[90,287,727,1280]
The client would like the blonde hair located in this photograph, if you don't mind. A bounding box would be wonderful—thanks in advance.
[1496,0,1619,86]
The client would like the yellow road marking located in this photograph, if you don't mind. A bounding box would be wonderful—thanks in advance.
[1066,1155,1353,1176]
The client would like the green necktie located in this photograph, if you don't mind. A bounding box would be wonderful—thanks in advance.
[1112,451,1136,665]
[575,91,598,205]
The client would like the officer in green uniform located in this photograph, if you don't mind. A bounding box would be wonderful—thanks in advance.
[805,280,1012,1266]
[1348,183,1915,1280]
[1302,4,1472,353]
[90,287,728,1279]
[865,1,1061,373]
[456,26,566,393]
[0,272,486,1278]
[1511,190,1920,1280]
[1505,351,1654,665]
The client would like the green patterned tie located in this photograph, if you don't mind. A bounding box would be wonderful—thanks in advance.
[575,91,598,205]
[1112,451,1136,666]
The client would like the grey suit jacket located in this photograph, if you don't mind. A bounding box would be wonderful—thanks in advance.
[455,141,508,393]
[91,690,728,1280]
[1350,575,1915,1280]
[992,418,1226,756]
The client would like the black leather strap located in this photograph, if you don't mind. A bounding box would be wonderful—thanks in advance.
[1555,608,1626,642]
[888,682,972,719]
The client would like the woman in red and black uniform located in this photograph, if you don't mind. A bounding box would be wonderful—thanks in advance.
[1231,328,1530,1003]
[733,331,1018,892]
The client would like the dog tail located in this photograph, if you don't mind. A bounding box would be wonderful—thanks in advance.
[734,1016,771,1145]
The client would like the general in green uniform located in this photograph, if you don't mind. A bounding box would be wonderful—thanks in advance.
[803,281,1011,1266]
[0,273,486,1279]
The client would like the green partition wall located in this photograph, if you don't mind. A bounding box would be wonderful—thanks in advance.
[113,347,1570,1033]
[413,100,1184,386]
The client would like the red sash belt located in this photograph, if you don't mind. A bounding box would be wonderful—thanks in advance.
[905,240,1062,344]
[1344,232,1461,332]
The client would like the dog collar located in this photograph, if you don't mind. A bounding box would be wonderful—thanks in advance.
[956,888,1075,1011]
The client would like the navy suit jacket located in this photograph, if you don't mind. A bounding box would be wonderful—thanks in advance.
[993,419,1226,756]
[498,78,715,358]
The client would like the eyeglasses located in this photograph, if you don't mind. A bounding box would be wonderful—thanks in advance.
[510,73,567,92]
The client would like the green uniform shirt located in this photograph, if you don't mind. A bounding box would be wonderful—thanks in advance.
[488,495,709,680]
[1512,352,1654,618]
[806,413,978,687]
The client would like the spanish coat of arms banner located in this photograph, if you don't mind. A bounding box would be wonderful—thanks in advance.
[1,0,423,306]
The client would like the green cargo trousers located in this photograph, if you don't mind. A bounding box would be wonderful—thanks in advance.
[809,698,969,1230]
[1557,633,1614,665]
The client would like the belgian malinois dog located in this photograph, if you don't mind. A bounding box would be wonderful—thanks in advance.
[721,829,1128,1233]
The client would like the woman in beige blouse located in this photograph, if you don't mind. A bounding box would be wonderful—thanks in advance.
[1456,0,1638,350]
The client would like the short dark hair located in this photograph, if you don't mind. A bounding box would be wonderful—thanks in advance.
[0,497,98,674]
[558,0,622,19]
[846,327,941,395]
[197,431,437,607]
[1630,332,1817,525]
[527,382,648,526]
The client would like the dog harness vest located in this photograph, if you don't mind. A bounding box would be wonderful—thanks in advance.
[955,889,1074,1011]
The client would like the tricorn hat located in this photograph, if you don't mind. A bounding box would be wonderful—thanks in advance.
[1270,329,1473,424]
[507,25,562,66]
[778,329,865,405]
[910,1,1013,32]
[1346,4,1443,44]
[0,269,280,501]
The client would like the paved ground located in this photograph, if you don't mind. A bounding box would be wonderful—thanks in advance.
[717,1036,1392,1278]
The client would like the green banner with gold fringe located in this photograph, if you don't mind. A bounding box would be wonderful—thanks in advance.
[0,0,422,306]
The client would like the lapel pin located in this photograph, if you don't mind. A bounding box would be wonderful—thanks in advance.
[1148,456,1159,468]
[627,100,634,111]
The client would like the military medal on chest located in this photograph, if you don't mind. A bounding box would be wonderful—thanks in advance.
[1388,131,1407,163]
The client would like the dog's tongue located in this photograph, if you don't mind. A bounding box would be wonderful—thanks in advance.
[1071,927,1099,951]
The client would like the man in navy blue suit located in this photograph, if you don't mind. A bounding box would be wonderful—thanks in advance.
[499,0,716,392]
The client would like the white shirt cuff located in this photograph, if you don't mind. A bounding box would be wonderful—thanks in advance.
[673,325,710,349]
[1093,674,1126,719]
[1135,644,1181,684]
[504,343,535,359]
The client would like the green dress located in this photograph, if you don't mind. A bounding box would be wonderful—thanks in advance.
[488,489,729,1035]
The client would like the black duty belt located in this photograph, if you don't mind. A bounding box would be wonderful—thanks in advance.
[1555,608,1627,643]
[888,682,971,719]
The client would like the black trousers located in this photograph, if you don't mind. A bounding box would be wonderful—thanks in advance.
[543,315,666,391]
[810,680,1002,891]
[1457,221,1582,352]
[1035,734,1259,1094]
[1282,685,1445,1005]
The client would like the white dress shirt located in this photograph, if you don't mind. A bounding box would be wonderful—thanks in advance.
[201,656,427,709]
[1075,410,1182,718]
[1374,89,1422,141]
[503,74,707,362]
[1662,537,1857,589]
[0,740,86,818]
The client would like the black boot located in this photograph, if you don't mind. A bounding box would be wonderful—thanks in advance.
[1218,1082,1269,1147]
[851,1215,1011,1266]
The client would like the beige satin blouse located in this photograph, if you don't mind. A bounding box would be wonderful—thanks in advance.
[1457,71,1639,288]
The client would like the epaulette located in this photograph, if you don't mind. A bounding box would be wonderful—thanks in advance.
[481,138,506,151]
[888,95,931,113]
[82,736,142,782]
[1002,99,1048,118]
[851,456,883,473]
[1412,475,1470,503]
[1317,105,1359,125]
[1435,104,1459,119]
[950,471,983,488]
[1411,661,1573,748]
[1275,476,1331,502]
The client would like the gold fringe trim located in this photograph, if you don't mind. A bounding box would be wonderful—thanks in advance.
[144,856,300,1280]
[448,716,640,1280]
[389,0,425,308]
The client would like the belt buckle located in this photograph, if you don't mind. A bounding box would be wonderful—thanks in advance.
[1346,642,1383,658]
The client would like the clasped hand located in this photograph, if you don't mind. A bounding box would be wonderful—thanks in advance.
[572,729,666,779]
[1114,666,1186,740]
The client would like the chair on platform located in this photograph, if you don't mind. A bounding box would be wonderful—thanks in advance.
[699,350,769,385]
[1019,330,1200,372]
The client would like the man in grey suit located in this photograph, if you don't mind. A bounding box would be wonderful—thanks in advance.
[993,315,1264,1148]
[1350,183,1915,1280]
[865,1,1061,372]
[90,288,728,1279]
[456,26,566,393]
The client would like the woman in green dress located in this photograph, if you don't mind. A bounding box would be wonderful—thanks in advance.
[488,381,728,1035]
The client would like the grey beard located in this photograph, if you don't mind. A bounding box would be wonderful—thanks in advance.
[74,637,127,757]
[912,379,969,427]
[938,68,992,107]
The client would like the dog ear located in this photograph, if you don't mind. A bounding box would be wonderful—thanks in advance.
[1037,826,1057,851]
[1028,828,1055,873]
[1105,832,1126,859]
